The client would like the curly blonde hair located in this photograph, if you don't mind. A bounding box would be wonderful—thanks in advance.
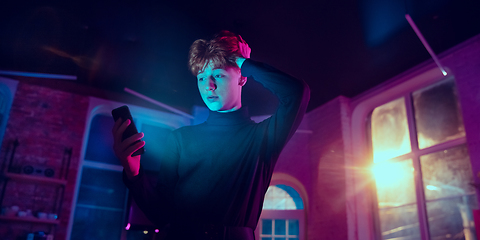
[188,30,242,75]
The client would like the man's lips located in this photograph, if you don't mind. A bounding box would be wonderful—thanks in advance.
[207,96,219,102]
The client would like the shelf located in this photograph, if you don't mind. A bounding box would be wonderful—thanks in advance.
[0,215,60,225]
[4,172,67,186]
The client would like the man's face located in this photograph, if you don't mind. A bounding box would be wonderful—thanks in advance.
[197,63,244,112]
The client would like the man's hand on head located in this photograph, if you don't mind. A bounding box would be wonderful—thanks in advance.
[236,35,251,68]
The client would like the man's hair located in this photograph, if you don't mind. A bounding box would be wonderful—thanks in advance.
[188,30,242,76]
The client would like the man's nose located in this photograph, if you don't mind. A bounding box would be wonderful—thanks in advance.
[206,77,216,91]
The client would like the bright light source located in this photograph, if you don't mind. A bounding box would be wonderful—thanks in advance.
[372,161,413,188]
[143,230,148,234]
[155,229,160,233]
[125,223,131,230]
[442,70,447,76]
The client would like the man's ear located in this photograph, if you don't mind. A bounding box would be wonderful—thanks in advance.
[239,76,247,86]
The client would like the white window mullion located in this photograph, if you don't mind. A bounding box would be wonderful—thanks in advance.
[271,220,275,239]
[416,137,466,156]
[83,160,123,172]
[286,219,289,239]
[405,93,419,153]
[405,93,430,240]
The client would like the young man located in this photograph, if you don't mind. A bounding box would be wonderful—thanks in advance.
[112,31,310,240]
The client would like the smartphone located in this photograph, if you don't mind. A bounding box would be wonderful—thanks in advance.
[111,105,145,156]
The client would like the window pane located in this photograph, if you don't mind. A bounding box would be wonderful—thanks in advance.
[262,219,272,234]
[139,124,172,171]
[288,219,299,235]
[420,145,475,200]
[426,195,478,240]
[70,206,124,240]
[263,185,303,210]
[85,114,120,165]
[371,97,411,162]
[413,79,465,149]
[378,204,421,240]
[274,238,286,240]
[275,219,286,235]
[262,238,272,240]
[374,159,417,207]
[77,167,126,209]
[277,185,303,209]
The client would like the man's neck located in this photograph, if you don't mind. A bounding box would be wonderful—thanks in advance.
[217,104,242,113]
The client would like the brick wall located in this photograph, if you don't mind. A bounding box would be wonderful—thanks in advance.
[441,34,480,182]
[306,97,349,240]
[274,96,350,240]
[0,82,88,240]
[275,118,311,191]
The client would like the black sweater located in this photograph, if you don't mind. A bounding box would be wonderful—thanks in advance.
[123,59,310,233]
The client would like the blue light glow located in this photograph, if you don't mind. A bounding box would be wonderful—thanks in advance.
[361,0,407,47]
[426,185,440,191]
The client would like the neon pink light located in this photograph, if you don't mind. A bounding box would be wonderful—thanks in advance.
[125,223,131,230]
[155,229,159,233]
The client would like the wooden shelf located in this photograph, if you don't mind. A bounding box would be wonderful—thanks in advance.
[0,215,60,225]
[4,172,67,186]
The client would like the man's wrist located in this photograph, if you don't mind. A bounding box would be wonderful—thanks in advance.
[125,168,140,180]
[236,57,247,69]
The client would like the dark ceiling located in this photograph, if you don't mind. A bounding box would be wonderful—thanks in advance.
[1,0,480,116]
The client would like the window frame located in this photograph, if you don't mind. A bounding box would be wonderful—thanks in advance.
[66,97,191,240]
[368,76,470,239]
[258,210,305,240]
[0,77,18,145]
[348,67,456,240]
[255,173,308,240]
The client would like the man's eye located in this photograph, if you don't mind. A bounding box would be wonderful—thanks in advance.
[198,77,204,81]
[215,74,223,78]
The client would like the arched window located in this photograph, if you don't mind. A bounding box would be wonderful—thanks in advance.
[257,181,307,240]
[263,185,304,210]
[67,98,190,240]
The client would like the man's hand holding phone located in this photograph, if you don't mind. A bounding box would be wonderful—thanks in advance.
[111,106,145,179]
